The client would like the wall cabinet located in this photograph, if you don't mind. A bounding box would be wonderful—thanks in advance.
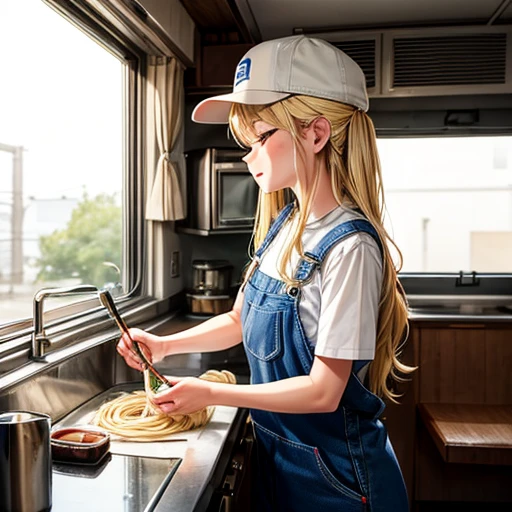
[198,44,253,87]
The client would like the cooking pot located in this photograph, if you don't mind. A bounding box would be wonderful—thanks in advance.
[192,260,233,295]
[0,411,52,512]
[186,293,235,315]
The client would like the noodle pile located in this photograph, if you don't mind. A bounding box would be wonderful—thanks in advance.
[93,369,236,441]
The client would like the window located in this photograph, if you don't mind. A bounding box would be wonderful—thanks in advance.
[378,136,512,273]
[0,0,124,326]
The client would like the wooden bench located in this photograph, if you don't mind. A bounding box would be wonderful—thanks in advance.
[418,403,512,465]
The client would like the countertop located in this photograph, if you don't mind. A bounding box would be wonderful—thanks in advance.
[52,383,248,512]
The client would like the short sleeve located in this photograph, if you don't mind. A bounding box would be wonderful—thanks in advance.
[314,234,382,360]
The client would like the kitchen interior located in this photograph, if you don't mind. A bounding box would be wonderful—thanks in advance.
[1,0,512,511]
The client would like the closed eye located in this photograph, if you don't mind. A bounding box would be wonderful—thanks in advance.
[233,127,280,156]
[256,128,279,146]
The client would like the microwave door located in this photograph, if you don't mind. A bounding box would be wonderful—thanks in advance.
[214,168,258,230]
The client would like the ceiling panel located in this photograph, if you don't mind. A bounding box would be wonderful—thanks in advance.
[241,0,510,40]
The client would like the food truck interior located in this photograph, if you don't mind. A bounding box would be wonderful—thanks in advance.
[0,0,511,511]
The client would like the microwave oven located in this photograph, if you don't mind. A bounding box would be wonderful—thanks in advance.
[179,148,259,235]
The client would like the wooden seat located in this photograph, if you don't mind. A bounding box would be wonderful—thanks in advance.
[418,403,512,465]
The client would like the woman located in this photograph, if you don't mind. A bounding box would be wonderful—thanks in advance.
[118,35,413,511]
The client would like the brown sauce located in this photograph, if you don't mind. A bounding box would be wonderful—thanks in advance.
[52,428,105,444]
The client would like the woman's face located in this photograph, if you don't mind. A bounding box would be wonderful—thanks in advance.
[242,120,302,194]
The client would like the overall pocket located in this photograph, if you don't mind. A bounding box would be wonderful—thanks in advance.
[242,301,285,362]
[253,422,367,511]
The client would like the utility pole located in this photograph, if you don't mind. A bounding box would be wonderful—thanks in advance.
[421,217,430,272]
[0,142,24,286]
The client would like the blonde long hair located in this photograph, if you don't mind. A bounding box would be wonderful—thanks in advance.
[229,96,414,401]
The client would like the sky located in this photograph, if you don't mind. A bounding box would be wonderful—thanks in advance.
[0,0,123,202]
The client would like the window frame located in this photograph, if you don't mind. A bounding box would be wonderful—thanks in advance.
[0,0,149,367]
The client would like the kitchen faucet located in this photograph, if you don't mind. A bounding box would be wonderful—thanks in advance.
[31,284,99,359]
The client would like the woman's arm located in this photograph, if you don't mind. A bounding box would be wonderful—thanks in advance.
[162,300,244,356]
[153,355,352,415]
[117,290,244,369]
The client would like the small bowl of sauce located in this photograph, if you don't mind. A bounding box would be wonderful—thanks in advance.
[51,427,110,465]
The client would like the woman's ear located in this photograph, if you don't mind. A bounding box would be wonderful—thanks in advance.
[311,117,331,154]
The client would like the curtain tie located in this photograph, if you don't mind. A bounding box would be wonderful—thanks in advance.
[163,149,181,164]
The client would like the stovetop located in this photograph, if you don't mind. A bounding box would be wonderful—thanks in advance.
[52,453,181,512]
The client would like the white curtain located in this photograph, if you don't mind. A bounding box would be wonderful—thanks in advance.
[145,56,185,221]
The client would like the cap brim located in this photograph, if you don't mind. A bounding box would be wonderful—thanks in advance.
[192,90,290,124]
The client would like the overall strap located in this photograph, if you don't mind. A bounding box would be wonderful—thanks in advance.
[293,219,383,283]
[254,203,295,259]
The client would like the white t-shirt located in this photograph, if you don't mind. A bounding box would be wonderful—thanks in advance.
[258,204,383,361]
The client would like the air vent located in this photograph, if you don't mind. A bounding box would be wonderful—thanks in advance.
[393,34,507,87]
[331,40,376,89]
[305,26,511,98]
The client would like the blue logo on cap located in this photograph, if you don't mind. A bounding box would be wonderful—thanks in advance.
[235,58,251,87]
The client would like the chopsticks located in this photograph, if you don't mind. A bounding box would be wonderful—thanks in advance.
[98,290,173,392]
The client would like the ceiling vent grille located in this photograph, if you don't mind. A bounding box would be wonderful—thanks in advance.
[331,39,377,89]
[392,33,507,88]
[307,26,511,98]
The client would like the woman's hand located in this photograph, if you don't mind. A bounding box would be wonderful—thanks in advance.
[116,328,168,370]
[151,377,213,415]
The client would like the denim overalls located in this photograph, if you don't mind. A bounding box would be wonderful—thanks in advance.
[241,204,409,512]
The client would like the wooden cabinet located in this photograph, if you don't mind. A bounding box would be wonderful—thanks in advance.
[381,323,418,503]
[199,44,253,87]
[384,320,512,511]
[417,323,512,405]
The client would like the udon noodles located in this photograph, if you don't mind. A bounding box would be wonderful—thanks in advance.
[93,369,236,441]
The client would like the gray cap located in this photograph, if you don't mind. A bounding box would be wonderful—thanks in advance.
[192,35,369,124]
